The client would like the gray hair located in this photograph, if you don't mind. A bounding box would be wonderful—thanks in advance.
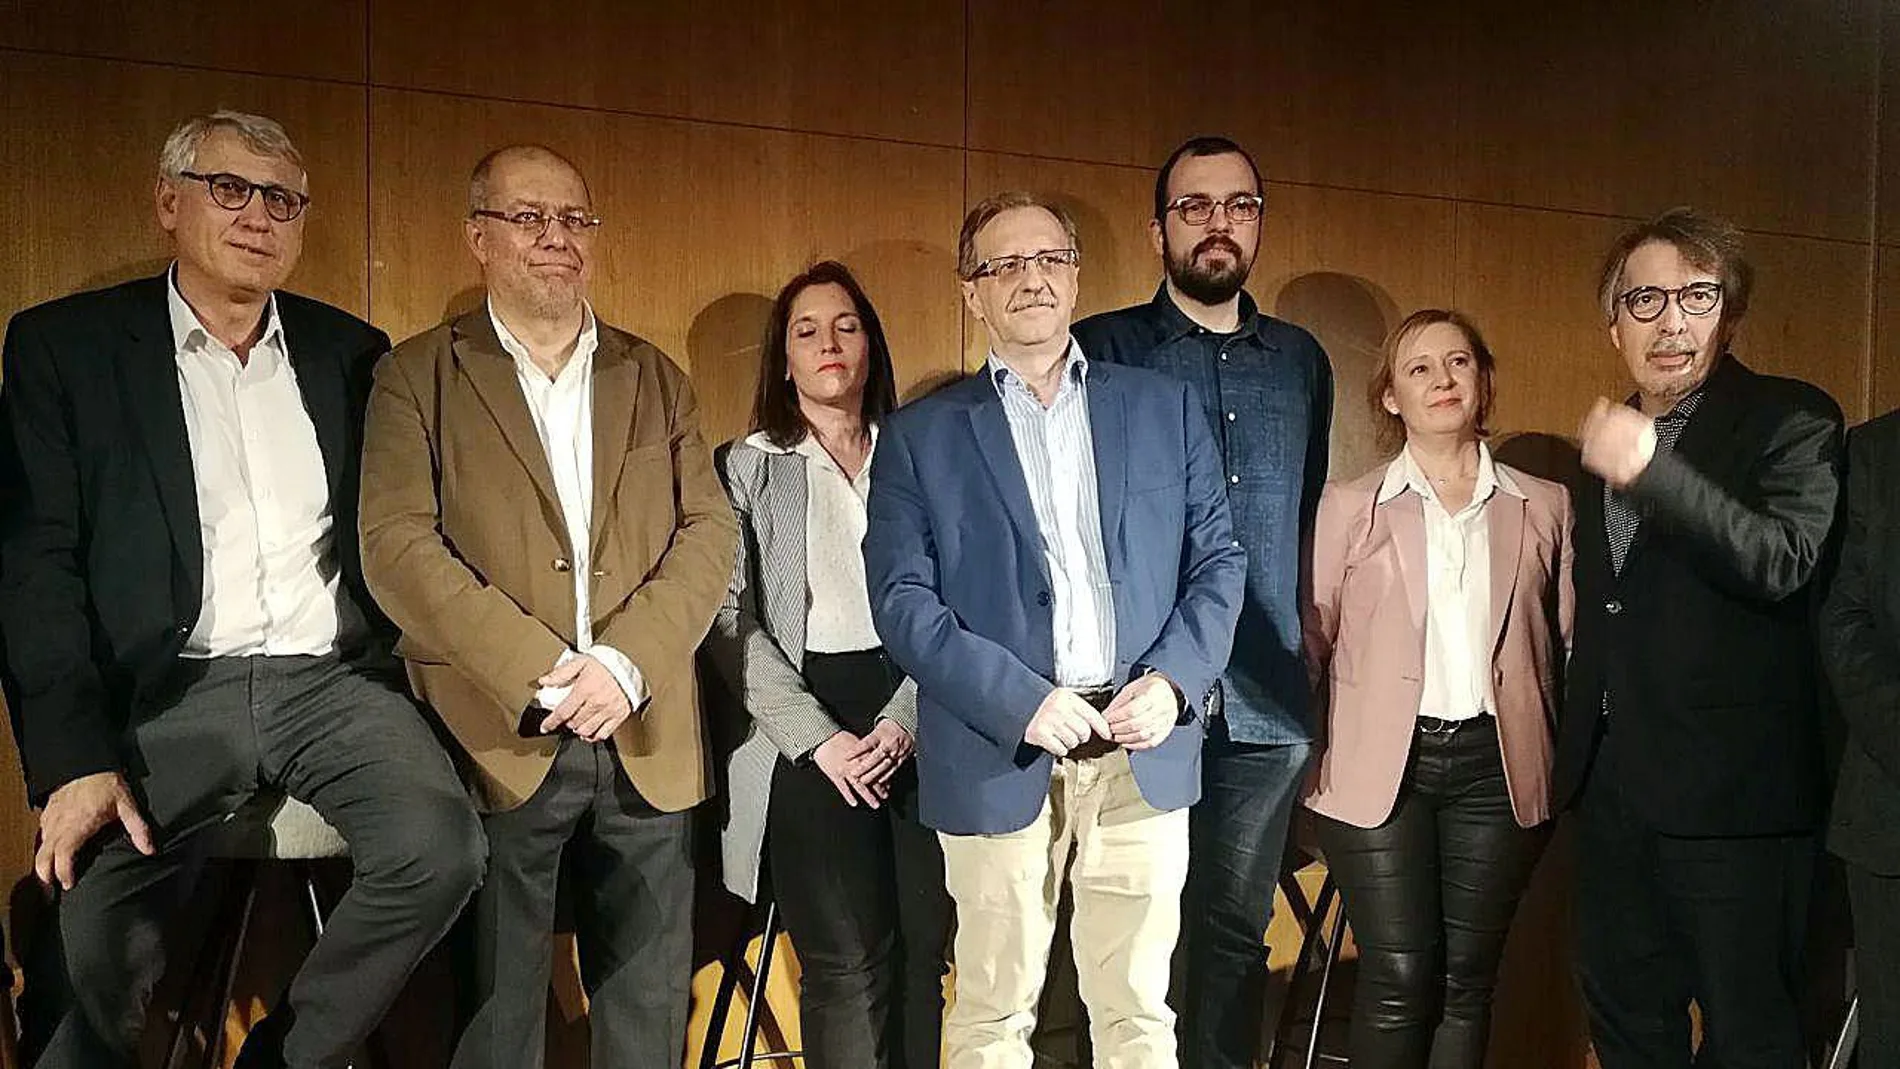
[1596,207,1753,325]
[158,110,305,183]
[957,191,1080,280]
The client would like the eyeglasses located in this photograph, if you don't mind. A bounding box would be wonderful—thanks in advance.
[964,248,1080,282]
[1616,281,1723,323]
[469,207,604,239]
[1164,193,1264,226]
[177,170,310,222]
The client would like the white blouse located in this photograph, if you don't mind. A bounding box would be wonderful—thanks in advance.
[792,430,882,653]
[1374,442,1526,721]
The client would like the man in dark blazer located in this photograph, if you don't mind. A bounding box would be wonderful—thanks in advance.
[1557,207,1843,1069]
[0,111,483,1069]
[864,190,1246,1069]
[1820,407,1900,1068]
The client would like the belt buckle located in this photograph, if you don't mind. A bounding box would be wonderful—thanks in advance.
[1417,716,1460,736]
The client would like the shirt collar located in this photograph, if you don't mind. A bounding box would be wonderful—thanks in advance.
[166,262,284,359]
[987,337,1088,401]
[744,424,880,458]
[1150,283,1265,345]
[488,298,598,382]
[1375,441,1523,506]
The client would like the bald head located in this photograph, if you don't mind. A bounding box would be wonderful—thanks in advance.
[467,144,591,216]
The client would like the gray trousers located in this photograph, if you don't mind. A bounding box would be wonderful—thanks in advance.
[32,654,486,1069]
[450,736,694,1069]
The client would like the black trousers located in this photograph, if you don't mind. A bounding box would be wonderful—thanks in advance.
[1572,752,1816,1069]
[30,655,486,1069]
[1848,863,1900,1069]
[452,737,694,1069]
[1314,716,1549,1069]
[766,649,951,1069]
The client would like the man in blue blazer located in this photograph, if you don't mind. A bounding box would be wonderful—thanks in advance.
[865,190,1246,1069]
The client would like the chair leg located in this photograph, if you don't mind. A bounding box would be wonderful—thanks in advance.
[1271,873,1336,1069]
[1303,883,1348,1069]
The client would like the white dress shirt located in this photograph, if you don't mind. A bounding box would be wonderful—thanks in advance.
[1375,442,1525,721]
[987,343,1116,688]
[488,302,647,712]
[168,267,360,657]
[792,430,883,653]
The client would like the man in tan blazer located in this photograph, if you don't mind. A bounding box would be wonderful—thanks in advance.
[359,144,737,1069]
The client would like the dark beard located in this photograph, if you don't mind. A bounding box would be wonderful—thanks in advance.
[1165,234,1252,306]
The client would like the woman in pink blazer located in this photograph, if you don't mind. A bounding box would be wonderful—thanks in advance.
[1302,309,1574,1069]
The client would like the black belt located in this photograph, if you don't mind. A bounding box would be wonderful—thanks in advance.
[1416,712,1493,736]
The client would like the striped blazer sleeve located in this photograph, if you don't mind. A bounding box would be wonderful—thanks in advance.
[704,443,841,760]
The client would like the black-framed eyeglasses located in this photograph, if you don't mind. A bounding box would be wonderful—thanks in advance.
[1164,193,1264,226]
[177,170,310,222]
[1616,281,1723,323]
[470,207,603,239]
[964,248,1080,282]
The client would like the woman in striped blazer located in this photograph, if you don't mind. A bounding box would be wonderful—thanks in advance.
[703,261,950,1069]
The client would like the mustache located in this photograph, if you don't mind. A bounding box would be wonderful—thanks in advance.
[1008,295,1057,312]
[1649,335,1698,356]
[1193,235,1244,259]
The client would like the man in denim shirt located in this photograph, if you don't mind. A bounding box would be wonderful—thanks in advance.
[1073,135,1333,1069]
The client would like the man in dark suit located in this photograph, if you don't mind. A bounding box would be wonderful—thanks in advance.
[1557,207,1843,1068]
[864,190,1246,1069]
[1820,407,1900,1068]
[0,110,484,1069]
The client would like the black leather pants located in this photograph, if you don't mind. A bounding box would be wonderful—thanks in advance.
[1313,716,1550,1069]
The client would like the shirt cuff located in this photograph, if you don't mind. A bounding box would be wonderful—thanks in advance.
[584,643,650,712]
[532,648,578,710]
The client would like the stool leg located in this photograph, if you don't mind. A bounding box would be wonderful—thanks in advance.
[1826,994,1859,1069]
[1271,873,1336,1069]
[700,904,756,1069]
[205,861,263,1069]
[735,902,782,1069]
[1304,885,1348,1069]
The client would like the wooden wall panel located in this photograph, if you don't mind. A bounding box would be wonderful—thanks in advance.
[1251,184,1458,479]
[368,89,964,449]
[1732,234,1871,422]
[1883,3,1899,246]
[966,0,1276,171]
[367,0,964,146]
[1458,0,1880,243]
[967,0,1464,198]
[0,0,366,82]
[1876,247,1900,419]
[1450,203,1629,440]
[0,53,371,325]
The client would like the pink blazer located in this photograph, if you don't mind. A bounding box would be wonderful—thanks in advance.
[1301,460,1574,828]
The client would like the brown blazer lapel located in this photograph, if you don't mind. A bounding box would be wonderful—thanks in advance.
[1487,490,1527,660]
[449,310,562,515]
[588,331,642,557]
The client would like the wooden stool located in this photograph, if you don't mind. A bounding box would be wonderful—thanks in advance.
[162,792,365,1069]
[699,898,801,1069]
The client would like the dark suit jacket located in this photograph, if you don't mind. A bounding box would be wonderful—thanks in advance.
[0,274,391,804]
[1821,409,1900,873]
[863,362,1247,836]
[1553,356,1843,836]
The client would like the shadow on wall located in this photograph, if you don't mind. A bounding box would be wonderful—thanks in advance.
[687,292,775,450]
[1267,271,1398,483]
[83,259,171,294]
[1492,430,1584,487]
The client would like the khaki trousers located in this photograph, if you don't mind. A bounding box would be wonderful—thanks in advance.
[940,749,1191,1069]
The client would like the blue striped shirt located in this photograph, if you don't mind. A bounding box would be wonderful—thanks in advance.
[986,342,1117,687]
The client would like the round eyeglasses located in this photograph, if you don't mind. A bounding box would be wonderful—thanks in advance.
[177,171,310,223]
[1616,282,1723,323]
